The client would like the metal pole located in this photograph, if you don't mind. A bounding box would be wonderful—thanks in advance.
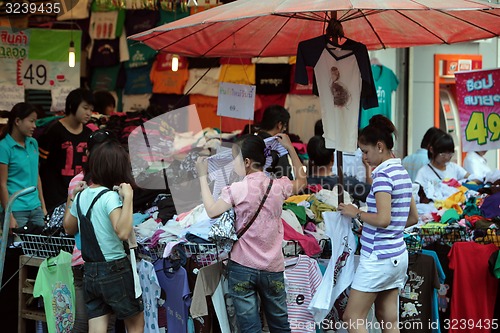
[0,186,36,288]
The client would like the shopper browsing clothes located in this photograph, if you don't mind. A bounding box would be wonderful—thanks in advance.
[257,105,294,179]
[63,129,117,333]
[39,88,94,212]
[338,115,418,333]
[0,102,47,232]
[196,133,307,333]
[63,140,144,333]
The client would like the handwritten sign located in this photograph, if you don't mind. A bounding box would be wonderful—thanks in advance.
[217,82,256,120]
[455,68,500,152]
[0,27,81,103]
[0,84,25,111]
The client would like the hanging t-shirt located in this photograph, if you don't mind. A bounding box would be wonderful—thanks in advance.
[89,10,125,40]
[308,212,356,322]
[138,260,162,333]
[90,63,121,91]
[149,93,189,112]
[359,64,399,128]
[219,64,256,85]
[183,67,221,97]
[125,63,154,94]
[421,249,446,333]
[88,38,121,68]
[122,93,151,113]
[150,59,189,94]
[400,253,440,333]
[284,94,322,144]
[159,6,189,25]
[295,35,377,152]
[255,63,291,95]
[33,251,75,333]
[290,64,314,95]
[155,259,192,333]
[124,9,160,36]
[284,255,322,333]
[448,242,499,333]
[255,94,287,124]
[125,39,157,69]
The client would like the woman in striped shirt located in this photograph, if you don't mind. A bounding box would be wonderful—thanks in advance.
[338,115,418,333]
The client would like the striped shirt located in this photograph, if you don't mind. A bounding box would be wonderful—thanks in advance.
[361,158,412,259]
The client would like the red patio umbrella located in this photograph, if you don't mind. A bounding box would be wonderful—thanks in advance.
[129,0,500,57]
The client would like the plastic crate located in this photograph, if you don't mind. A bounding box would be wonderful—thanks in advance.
[19,234,75,258]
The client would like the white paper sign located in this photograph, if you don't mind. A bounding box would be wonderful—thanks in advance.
[0,85,25,111]
[51,86,75,112]
[217,82,255,120]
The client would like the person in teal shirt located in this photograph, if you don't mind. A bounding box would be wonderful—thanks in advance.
[0,102,46,230]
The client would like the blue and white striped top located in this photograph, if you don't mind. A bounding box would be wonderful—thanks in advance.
[361,158,413,259]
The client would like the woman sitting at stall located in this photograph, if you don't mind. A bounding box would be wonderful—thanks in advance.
[415,132,480,202]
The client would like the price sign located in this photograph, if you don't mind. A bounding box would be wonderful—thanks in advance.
[455,68,500,152]
[20,59,50,89]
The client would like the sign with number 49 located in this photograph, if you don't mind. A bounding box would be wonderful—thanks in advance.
[455,68,500,152]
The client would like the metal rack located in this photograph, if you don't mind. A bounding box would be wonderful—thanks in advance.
[137,242,219,267]
[18,234,75,258]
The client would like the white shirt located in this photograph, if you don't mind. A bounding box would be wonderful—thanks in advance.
[463,151,491,182]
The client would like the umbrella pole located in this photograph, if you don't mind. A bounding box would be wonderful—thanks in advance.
[336,150,344,205]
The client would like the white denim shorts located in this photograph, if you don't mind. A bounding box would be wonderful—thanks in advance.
[351,250,408,292]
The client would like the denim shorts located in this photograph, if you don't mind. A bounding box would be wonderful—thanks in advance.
[84,257,143,320]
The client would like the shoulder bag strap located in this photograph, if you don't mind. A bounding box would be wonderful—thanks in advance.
[237,179,274,239]
[427,163,442,180]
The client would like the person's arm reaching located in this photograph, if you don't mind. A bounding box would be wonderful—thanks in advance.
[276,134,307,194]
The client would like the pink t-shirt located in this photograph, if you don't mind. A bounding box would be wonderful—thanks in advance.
[220,171,293,272]
[68,172,85,266]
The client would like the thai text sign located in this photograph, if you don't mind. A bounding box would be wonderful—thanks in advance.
[0,28,81,111]
[217,82,256,120]
[455,68,500,152]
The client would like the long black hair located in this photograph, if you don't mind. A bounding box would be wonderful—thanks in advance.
[0,102,37,140]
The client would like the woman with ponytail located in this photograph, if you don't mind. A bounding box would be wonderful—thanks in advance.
[338,115,418,333]
[0,102,46,231]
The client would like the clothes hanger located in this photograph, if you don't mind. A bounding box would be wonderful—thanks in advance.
[325,17,346,50]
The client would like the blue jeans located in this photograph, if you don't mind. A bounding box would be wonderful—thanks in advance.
[12,207,45,227]
[228,260,291,333]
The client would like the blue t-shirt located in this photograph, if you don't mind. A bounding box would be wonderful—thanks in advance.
[360,64,399,129]
[70,186,124,261]
[0,134,41,212]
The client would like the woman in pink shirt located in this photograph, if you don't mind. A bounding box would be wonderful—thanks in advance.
[197,133,306,333]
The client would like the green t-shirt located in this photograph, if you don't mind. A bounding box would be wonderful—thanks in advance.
[33,251,75,333]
